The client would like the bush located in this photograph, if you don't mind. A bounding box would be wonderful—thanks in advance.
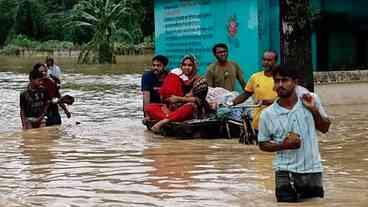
[0,44,22,55]
[8,35,37,48]
[35,40,74,50]
[5,35,75,51]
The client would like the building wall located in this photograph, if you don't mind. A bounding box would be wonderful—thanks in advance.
[257,0,280,62]
[154,0,368,76]
[154,0,262,85]
[311,0,368,71]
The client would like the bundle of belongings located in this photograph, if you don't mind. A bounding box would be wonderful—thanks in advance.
[206,87,254,122]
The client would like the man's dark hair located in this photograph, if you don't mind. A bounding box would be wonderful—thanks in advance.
[272,64,300,80]
[46,57,54,63]
[212,43,228,55]
[152,55,169,66]
[33,63,45,72]
[29,69,43,80]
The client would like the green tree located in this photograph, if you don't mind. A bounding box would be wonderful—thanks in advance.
[0,0,18,45]
[0,0,152,54]
[66,0,132,64]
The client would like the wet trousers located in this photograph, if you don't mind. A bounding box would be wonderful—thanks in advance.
[275,171,324,202]
[144,103,194,122]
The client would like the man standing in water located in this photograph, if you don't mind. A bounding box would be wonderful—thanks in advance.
[20,69,49,130]
[141,55,169,114]
[232,51,278,134]
[205,43,246,91]
[258,64,331,202]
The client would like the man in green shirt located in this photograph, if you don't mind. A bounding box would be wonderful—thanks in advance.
[205,43,246,91]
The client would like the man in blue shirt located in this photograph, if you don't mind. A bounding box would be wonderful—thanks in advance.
[141,55,169,115]
[258,64,331,202]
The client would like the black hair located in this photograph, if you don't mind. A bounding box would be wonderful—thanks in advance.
[29,69,43,80]
[272,64,300,80]
[46,56,54,63]
[212,43,228,55]
[152,55,169,66]
[33,63,45,72]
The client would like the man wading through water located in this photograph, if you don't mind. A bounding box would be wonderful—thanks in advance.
[258,64,331,202]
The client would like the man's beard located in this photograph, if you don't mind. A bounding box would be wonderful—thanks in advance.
[153,69,162,75]
[277,88,294,98]
[216,56,227,63]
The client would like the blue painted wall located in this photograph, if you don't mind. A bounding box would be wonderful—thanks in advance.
[258,0,280,64]
[154,0,276,83]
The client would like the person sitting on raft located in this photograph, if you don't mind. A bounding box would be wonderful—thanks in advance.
[145,54,210,133]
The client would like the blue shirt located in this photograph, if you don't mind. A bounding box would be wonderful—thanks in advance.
[141,71,163,103]
[258,94,328,173]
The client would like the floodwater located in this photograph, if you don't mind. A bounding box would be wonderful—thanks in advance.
[0,59,367,206]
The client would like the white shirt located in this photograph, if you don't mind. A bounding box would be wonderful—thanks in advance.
[47,65,61,80]
[258,94,328,173]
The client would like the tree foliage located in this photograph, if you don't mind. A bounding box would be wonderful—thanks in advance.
[280,0,315,91]
[0,0,154,53]
[66,0,134,63]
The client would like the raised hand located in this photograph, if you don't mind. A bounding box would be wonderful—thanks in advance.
[301,93,317,112]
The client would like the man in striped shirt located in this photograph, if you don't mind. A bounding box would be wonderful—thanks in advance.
[258,64,331,202]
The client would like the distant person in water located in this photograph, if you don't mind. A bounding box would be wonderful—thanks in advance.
[33,63,71,126]
[20,69,49,130]
[141,55,169,116]
[46,57,62,87]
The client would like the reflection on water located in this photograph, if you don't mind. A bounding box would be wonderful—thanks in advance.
[0,71,367,206]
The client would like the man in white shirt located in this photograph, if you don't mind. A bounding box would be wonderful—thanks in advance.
[46,57,62,86]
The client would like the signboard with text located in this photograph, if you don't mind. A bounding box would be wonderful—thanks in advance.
[154,0,262,81]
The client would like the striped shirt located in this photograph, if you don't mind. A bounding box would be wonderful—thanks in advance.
[258,94,328,173]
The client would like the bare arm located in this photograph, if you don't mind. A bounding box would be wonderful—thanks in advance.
[259,141,285,152]
[20,109,30,130]
[205,68,214,87]
[309,107,331,133]
[143,91,150,108]
[20,94,30,129]
[302,94,331,133]
[59,103,71,118]
[233,91,253,105]
[168,95,196,104]
[236,66,246,90]
[259,133,301,152]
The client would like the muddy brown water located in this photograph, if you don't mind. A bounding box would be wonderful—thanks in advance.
[0,58,367,206]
